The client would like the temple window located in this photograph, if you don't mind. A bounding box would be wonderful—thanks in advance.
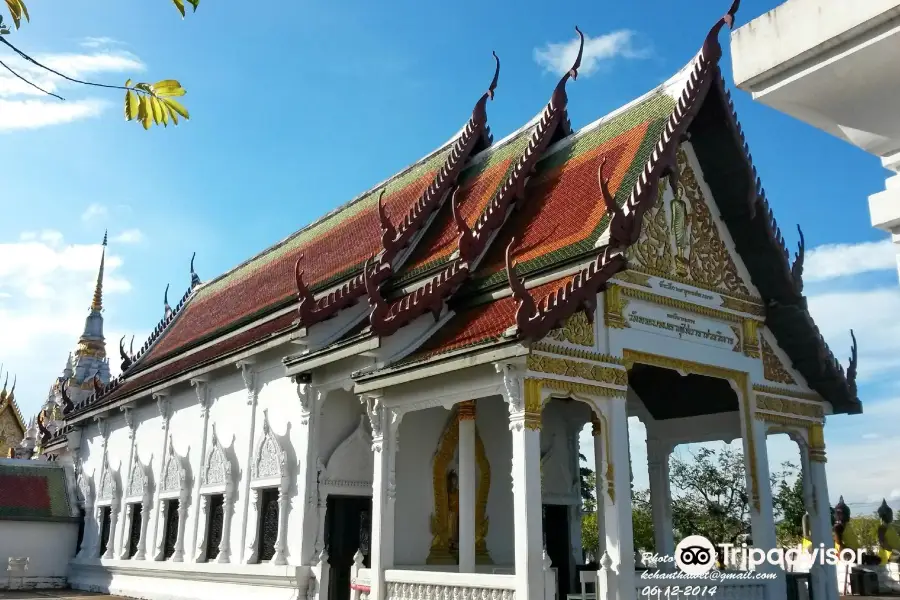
[98,506,112,557]
[163,499,180,560]
[255,487,279,563]
[204,494,225,561]
[126,504,142,559]
[75,507,85,556]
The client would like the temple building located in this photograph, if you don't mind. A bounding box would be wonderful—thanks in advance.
[11,233,112,459]
[33,4,861,600]
[730,0,900,283]
[0,372,25,457]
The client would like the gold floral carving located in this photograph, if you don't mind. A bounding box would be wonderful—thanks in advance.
[622,349,759,511]
[761,337,796,385]
[427,406,493,565]
[531,342,624,365]
[523,378,543,431]
[546,311,594,347]
[756,412,817,430]
[534,377,626,401]
[751,384,820,402]
[613,270,653,288]
[678,150,751,296]
[527,354,628,387]
[604,285,629,329]
[755,395,824,419]
[742,319,760,359]
[627,179,673,275]
[619,286,751,325]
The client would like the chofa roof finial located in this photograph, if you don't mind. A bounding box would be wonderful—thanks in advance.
[791,225,805,294]
[119,334,134,372]
[164,284,172,319]
[190,252,201,288]
[847,329,858,398]
[505,237,537,328]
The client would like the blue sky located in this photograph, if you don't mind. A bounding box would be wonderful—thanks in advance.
[0,0,897,513]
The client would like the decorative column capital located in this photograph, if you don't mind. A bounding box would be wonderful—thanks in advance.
[236,359,257,405]
[496,361,541,431]
[590,415,602,437]
[153,390,172,429]
[360,392,384,446]
[808,423,827,463]
[94,415,109,440]
[458,400,476,421]
[190,376,211,417]
[120,406,135,438]
[294,373,320,425]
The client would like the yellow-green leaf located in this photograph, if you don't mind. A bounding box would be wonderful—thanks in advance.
[125,78,134,88]
[167,104,180,125]
[186,0,199,11]
[139,95,152,130]
[150,96,164,125]
[172,0,185,17]
[152,79,186,97]
[5,0,24,29]
[15,0,27,23]
[124,90,139,121]
[163,98,189,120]
[159,102,169,127]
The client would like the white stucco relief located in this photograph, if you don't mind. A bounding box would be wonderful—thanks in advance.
[245,409,292,566]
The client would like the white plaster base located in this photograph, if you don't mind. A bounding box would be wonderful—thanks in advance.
[875,563,900,594]
[0,576,68,591]
[68,559,311,600]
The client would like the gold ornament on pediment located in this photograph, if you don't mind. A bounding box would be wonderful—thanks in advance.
[742,319,761,359]
[627,179,674,275]
[761,337,796,385]
[751,384,820,402]
[546,311,594,347]
[720,295,766,317]
[604,285,629,330]
[730,325,742,353]
[531,342,624,365]
[755,395,824,419]
[527,354,628,386]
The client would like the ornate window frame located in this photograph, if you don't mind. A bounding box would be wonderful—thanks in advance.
[313,414,374,554]
[74,464,95,560]
[541,433,578,506]
[95,452,120,559]
[154,435,191,562]
[195,423,238,563]
[121,450,153,560]
[245,409,291,565]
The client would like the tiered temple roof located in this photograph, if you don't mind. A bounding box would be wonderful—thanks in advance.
[0,371,25,457]
[56,0,862,429]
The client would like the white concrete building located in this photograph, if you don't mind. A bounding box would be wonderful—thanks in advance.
[24,5,862,600]
[731,0,900,282]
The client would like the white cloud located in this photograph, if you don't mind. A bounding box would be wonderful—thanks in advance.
[79,37,122,49]
[804,238,897,282]
[112,229,143,244]
[81,203,108,222]
[0,233,132,418]
[0,49,143,131]
[534,30,651,78]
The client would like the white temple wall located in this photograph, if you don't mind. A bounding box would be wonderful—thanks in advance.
[206,364,259,563]
[0,520,79,589]
[319,388,365,461]
[165,387,202,559]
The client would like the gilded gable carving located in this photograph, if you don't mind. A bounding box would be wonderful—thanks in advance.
[625,147,752,298]
[546,311,594,347]
[761,337,796,385]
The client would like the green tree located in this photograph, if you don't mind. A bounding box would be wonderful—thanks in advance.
[580,452,596,512]
[772,462,805,546]
[632,488,655,553]
[1,0,194,129]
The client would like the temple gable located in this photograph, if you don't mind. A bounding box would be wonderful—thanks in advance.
[624,144,759,302]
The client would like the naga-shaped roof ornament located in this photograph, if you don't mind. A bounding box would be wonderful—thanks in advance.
[701,0,740,65]
[452,187,477,263]
[60,380,74,416]
[37,411,51,446]
[190,252,201,288]
[164,284,173,320]
[92,369,104,397]
[294,254,317,324]
[377,189,397,256]
[791,225,805,294]
[549,26,584,137]
[119,334,135,372]
[847,329,858,398]
[506,238,537,325]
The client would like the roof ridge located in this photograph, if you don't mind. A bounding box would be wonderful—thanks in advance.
[364,28,588,337]
[507,2,740,341]
[292,53,502,329]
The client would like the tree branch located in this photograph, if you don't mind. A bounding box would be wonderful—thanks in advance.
[0,57,61,99]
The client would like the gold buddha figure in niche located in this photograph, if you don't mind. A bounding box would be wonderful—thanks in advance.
[447,470,460,556]
[671,182,690,278]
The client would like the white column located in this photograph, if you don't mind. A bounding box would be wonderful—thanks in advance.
[600,395,635,600]
[218,490,235,563]
[118,407,136,559]
[645,437,674,561]
[590,416,606,562]
[272,487,290,566]
[807,424,839,600]
[742,416,783,599]
[135,491,151,560]
[189,378,211,561]
[365,393,399,600]
[103,503,120,559]
[172,495,190,562]
[499,366,544,600]
[458,400,477,573]
[236,360,258,563]
[119,504,134,559]
[151,393,172,558]
[194,495,211,562]
[295,377,324,565]
[76,498,95,560]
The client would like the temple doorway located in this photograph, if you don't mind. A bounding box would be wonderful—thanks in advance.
[543,504,572,600]
[325,495,372,600]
